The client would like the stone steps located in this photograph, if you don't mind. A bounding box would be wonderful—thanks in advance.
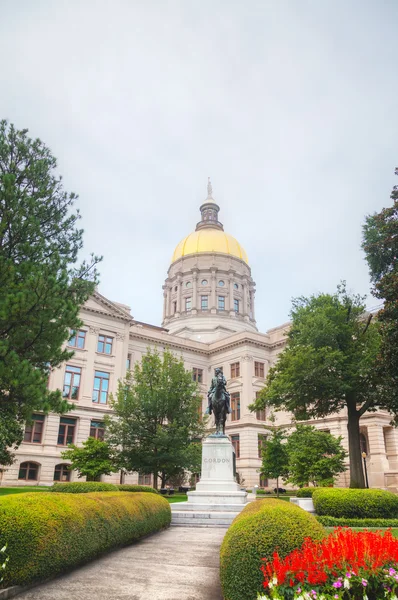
[171,509,240,527]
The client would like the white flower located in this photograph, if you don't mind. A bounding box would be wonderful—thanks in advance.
[0,546,6,553]
[344,578,350,589]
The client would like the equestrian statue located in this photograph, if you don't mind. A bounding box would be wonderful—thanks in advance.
[205,367,231,435]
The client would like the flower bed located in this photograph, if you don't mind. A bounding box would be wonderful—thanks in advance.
[0,491,170,587]
[259,527,398,599]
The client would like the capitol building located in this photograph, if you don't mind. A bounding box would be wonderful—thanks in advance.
[3,181,398,490]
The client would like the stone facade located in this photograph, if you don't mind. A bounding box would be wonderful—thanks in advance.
[3,183,398,491]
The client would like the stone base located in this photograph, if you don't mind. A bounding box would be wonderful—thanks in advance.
[171,435,249,527]
[290,497,315,513]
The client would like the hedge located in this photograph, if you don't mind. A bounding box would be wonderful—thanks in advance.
[296,488,315,498]
[220,499,325,600]
[0,491,171,587]
[316,515,398,528]
[50,482,118,493]
[312,488,398,519]
[117,484,158,494]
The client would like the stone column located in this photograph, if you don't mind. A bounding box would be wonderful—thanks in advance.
[384,427,398,470]
[166,286,171,318]
[162,289,167,320]
[228,275,235,316]
[192,271,198,313]
[242,278,248,318]
[251,286,256,321]
[210,269,217,313]
[367,423,389,488]
[176,276,182,315]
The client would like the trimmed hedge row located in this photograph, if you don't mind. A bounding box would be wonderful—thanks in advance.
[0,491,171,587]
[50,482,118,493]
[117,484,158,494]
[317,515,398,528]
[312,488,398,519]
[296,488,315,498]
[220,499,325,600]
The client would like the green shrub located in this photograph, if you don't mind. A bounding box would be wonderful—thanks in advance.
[220,498,325,600]
[50,482,118,493]
[296,488,315,498]
[0,491,170,587]
[312,488,398,519]
[316,515,398,528]
[117,484,158,494]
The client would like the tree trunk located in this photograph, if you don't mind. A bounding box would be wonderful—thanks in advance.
[276,476,279,498]
[347,402,365,488]
[153,470,158,490]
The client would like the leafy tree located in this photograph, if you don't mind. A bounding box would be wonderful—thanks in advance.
[250,284,386,488]
[286,425,347,488]
[61,437,116,481]
[363,168,398,391]
[0,121,101,464]
[259,427,289,497]
[106,348,206,489]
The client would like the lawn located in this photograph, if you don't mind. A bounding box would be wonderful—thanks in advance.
[165,494,187,503]
[0,487,49,496]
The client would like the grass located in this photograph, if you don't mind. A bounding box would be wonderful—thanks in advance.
[0,487,49,496]
[165,494,187,503]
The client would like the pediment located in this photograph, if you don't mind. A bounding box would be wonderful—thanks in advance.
[83,291,132,322]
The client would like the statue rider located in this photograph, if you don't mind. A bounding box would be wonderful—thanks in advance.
[205,367,232,415]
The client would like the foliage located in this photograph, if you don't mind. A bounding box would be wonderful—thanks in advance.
[363,168,398,413]
[0,121,101,464]
[106,348,206,488]
[259,428,289,497]
[61,437,116,481]
[259,528,398,599]
[312,487,398,519]
[0,491,170,587]
[317,515,398,527]
[250,283,384,488]
[50,482,118,493]
[117,484,158,494]
[219,498,325,600]
[286,425,347,488]
[296,488,316,498]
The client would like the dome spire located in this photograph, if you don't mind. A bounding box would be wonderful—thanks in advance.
[207,176,213,199]
[196,177,223,231]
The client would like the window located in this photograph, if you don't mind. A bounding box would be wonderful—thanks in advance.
[360,433,368,454]
[54,464,71,482]
[173,301,177,314]
[68,329,86,349]
[201,279,208,286]
[18,461,39,481]
[192,368,203,383]
[57,417,76,446]
[63,365,82,400]
[218,296,225,310]
[234,298,239,313]
[90,421,105,440]
[258,434,267,458]
[185,297,192,312]
[138,473,152,485]
[230,362,240,378]
[255,361,265,378]
[234,283,239,290]
[231,435,240,458]
[255,391,267,420]
[92,371,110,404]
[201,295,208,310]
[231,392,241,421]
[185,281,192,288]
[218,280,225,287]
[126,353,132,370]
[97,334,113,354]
[24,414,44,444]
[259,476,268,488]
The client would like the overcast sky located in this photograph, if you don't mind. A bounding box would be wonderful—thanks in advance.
[1,1,397,332]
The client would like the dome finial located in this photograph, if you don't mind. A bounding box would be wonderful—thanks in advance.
[207,177,213,199]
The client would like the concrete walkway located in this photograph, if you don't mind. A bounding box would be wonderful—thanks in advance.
[16,527,226,600]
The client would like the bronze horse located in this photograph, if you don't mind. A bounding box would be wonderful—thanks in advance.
[210,372,228,436]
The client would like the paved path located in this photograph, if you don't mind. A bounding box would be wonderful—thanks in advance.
[16,527,226,600]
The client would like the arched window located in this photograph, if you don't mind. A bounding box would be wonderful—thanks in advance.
[360,433,368,454]
[54,464,71,482]
[18,462,39,481]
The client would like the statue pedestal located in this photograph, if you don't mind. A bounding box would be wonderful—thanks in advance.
[170,436,248,526]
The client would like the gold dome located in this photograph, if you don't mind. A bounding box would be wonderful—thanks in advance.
[171,228,249,264]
